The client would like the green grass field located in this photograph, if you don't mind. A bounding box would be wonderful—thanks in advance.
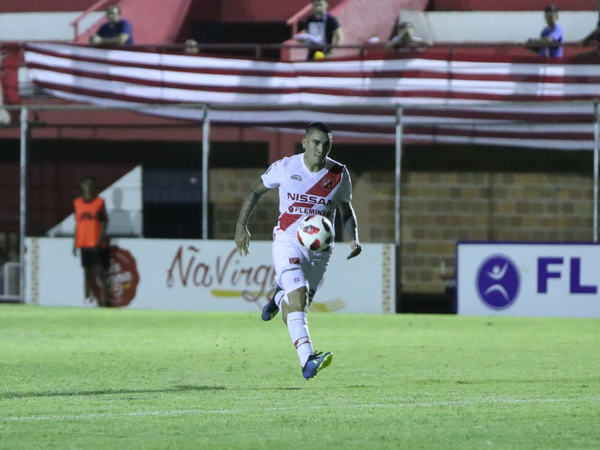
[0,305,599,449]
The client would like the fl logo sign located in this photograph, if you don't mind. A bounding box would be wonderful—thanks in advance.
[476,254,520,309]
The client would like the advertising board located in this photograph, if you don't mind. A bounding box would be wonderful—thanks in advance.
[26,238,395,314]
[458,242,600,317]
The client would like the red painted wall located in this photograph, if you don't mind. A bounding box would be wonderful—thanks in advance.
[0,0,340,22]
[219,0,342,22]
[185,0,221,22]
[431,0,594,11]
[0,0,98,13]
[178,0,344,42]
[176,0,221,41]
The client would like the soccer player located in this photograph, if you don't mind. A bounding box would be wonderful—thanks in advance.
[72,176,110,307]
[235,122,362,380]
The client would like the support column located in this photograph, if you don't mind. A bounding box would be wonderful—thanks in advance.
[594,101,599,242]
[202,106,211,240]
[19,107,29,303]
[395,106,403,312]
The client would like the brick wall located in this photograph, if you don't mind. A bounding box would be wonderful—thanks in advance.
[210,169,280,240]
[398,172,593,293]
[211,167,594,294]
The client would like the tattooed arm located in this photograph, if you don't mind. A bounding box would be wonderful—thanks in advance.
[235,179,270,256]
[338,200,362,260]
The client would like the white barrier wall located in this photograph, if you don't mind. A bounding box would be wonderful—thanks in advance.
[401,11,597,43]
[48,166,143,238]
[0,12,104,41]
[25,238,395,314]
[458,243,600,317]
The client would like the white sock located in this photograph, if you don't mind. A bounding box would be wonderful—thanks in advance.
[287,311,313,367]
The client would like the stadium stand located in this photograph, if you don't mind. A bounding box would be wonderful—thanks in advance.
[1,0,600,312]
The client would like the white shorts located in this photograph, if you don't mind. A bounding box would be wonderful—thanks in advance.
[272,230,331,298]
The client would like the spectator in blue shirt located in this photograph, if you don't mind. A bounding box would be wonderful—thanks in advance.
[524,5,563,57]
[89,5,134,46]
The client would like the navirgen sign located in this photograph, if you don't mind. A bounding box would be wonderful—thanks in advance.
[26,238,395,314]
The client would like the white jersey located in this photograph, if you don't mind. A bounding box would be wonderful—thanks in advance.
[261,154,352,243]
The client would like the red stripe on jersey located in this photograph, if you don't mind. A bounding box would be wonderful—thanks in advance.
[278,162,344,231]
[278,200,317,231]
[305,162,343,198]
[279,212,302,231]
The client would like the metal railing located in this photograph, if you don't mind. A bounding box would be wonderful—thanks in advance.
[1,40,596,58]
[71,0,113,41]
[286,4,313,36]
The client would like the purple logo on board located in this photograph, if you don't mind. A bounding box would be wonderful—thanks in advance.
[476,255,520,309]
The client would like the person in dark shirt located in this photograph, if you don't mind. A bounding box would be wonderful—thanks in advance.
[89,5,134,46]
[297,0,344,60]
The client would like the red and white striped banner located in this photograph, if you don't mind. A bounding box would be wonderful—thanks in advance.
[24,43,599,150]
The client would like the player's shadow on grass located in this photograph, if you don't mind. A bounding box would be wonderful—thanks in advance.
[0,385,224,400]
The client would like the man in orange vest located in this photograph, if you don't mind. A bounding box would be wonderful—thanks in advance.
[72,176,110,307]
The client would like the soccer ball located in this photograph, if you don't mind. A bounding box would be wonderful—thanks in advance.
[297,215,333,252]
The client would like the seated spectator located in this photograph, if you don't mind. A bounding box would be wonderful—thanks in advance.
[384,21,432,51]
[523,5,563,58]
[89,5,134,46]
[184,39,200,54]
[295,0,344,60]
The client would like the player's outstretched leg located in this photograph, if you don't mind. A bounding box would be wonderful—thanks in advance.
[283,285,333,380]
[262,286,283,321]
[302,351,334,380]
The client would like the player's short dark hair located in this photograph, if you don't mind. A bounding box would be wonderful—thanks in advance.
[107,5,121,13]
[544,5,558,13]
[305,122,332,136]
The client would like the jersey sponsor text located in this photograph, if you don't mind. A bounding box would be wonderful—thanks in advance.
[287,192,333,206]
